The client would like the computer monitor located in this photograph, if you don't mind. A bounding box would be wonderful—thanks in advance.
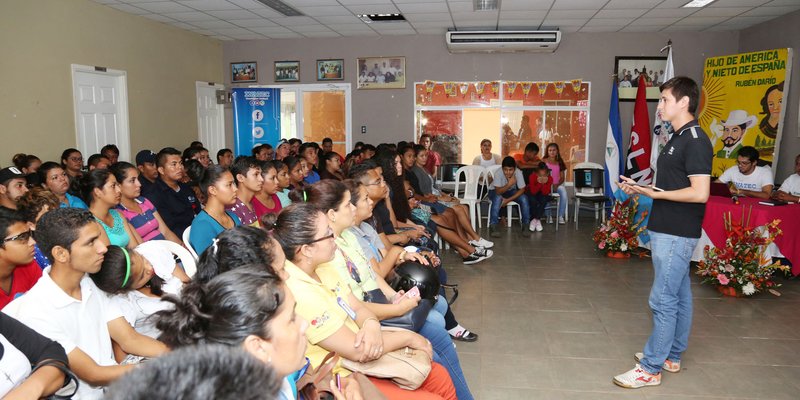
[574,168,604,189]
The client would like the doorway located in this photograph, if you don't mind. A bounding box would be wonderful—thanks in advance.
[71,65,131,161]
[196,82,226,155]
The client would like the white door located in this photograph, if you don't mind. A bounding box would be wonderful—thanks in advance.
[196,82,226,156]
[71,65,130,161]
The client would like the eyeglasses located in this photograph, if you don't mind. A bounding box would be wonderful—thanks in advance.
[365,178,385,186]
[3,230,33,244]
[306,230,334,245]
[737,160,753,167]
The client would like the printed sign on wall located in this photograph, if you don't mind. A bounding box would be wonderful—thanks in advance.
[231,88,281,157]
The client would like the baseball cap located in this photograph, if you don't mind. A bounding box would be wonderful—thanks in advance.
[0,166,26,184]
[135,150,156,166]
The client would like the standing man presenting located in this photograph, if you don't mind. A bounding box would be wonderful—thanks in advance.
[614,77,712,388]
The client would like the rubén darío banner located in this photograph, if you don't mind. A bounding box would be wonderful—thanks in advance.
[698,48,792,177]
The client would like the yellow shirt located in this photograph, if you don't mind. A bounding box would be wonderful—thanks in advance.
[317,231,379,300]
[284,261,359,375]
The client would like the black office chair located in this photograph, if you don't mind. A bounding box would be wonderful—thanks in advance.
[573,163,609,229]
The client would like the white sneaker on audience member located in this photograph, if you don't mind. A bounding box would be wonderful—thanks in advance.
[547,216,553,224]
[469,237,494,249]
[558,216,566,225]
[535,220,543,232]
[529,219,537,232]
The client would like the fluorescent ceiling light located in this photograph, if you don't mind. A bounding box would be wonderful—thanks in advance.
[682,0,716,7]
[255,0,304,16]
[475,0,499,11]
[357,14,406,23]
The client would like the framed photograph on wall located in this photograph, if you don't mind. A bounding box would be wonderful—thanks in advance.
[614,56,668,101]
[274,61,300,82]
[317,59,344,81]
[357,56,405,89]
[231,62,257,83]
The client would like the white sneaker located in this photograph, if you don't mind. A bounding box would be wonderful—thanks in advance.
[469,237,494,249]
[546,216,553,224]
[535,220,543,232]
[634,352,681,373]
[558,216,566,225]
[529,219,537,232]
[613,364,661,389]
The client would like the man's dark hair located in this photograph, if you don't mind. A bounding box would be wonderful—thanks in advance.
[100,144,120,156]
[501,156,517,169]
[250,144,271,157]
[298,143,317,158]
[322,137,333,145]
[524,142,540,154]
[347,159,378,183]
[230,156,260,184]
[420,133,432,141]
[104,344,280,400]
[156,147,182,168]
[660,76,699,114]
[216,148,232,163]
[87,154,109,168]
[288,138,302,146]
[190,141,204,148]
[0,208,26,248]
[737,146,759,162]
[36,208,96,263]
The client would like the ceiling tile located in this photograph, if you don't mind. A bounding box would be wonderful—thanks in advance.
[326,23,373,31]
[231,18,279,27]
[177,0,241,11]
[117,0,164,2]
[206,10,262,19]
[338,30,379,36]
[765,0,800,5]
[336,0,393,5]
[141,13,176,22]
[451,11,499,21]
[499,10,548,19]
[265,32,303,38]
[415,28,447,34]
[660,25,698,32]
[584,18,630,26]
[249,26,294,34]
[190,19,239,29]
[620,25,668,32]
[500,0,556,10]
[594,9,649,18]
[301,31,341,37]
[227,33,268,39]
[541,18,590,25]
[297,6,353,16]
[108,3,149,14]
[691,7,751,17]
[673,16,731,25]
[551,0,606,10]
[410,21,454,28]
[316,15,363,23]
[396,3,449,13]
[497,18,544,27]
[628,17,682,25]
[545,10,601,19]
[161,11,215,21]
[655,0,692,8]
[555,25,582,32]
[249,7,284,18]
[704,25,741,31]
[345,5,401,14]
[394,0,442,3]
[580,26,622,32]
[288,24,334,32]
[369,21,414,29]
[724,15,775,25]
[226,0,268,8]
[93,0,121,4]
[133,1,194,13]
[403,12,451,21]
[213,27,256,35]
[603,0,662,9]
[707,0,770,6]
[445,1,474,12]
[187,28,216,35]
[741,5,800,16]
[643,8,697,18]
[273,16,319,25]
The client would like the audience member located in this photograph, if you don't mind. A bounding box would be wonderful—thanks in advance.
[275,139,291,160]
[38,162,88,209]
[319,151,345,181]
[12,153,42,175]
[87,154,111,171]
[228,156,263,227]
[16,187,59,269]
[488,157,531,238]
[273,159,293,207]
[60,148,84,181]
[515,142,541,169]
[4,208,168,399]
[81,169,143,249]
[0,208,41,309]
[322,137,334,154]
[252,161,282,220]
[134,150,158,193]
[284,156,306,191]
[188,165,240,254]
[471,139,501,167]
[101,144,120,165]
[542,143,567,224]
[527,162,553,232]
[193,225,281,284]
[112,162,182,244]
[183,146,211,168]
[252,143,273,161]
[300,143,321,184]
[0,166,28,210]
[717,146,773,199]
[419,134,441,177]
[773,153,800,203]
[143,147,200,237]
[217,148,234,167]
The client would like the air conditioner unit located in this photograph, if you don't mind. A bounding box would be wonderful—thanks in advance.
[445,30,561,53]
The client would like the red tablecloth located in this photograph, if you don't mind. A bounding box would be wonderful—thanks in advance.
[702,196,800,275]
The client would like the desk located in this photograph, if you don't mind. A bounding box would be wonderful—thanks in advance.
[691,196,800,275]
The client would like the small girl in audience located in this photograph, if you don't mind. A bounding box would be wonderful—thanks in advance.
[251,161,282,220]
[273,160,293,207]
[91,242,190,338]
[81,169,143,249]
[111,162,182,245]
[284,156,306,191]
[188,165,241,254]
[227,156,263,227]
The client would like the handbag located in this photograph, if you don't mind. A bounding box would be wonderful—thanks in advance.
[341,328,432,390]
[35,359,79,400]
[363,289,432,333]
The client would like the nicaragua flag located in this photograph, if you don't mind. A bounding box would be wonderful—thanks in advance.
[604,82,624,201]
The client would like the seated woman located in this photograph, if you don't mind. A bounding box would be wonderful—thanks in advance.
[265,203,457,400]
[283,156,306,192]
[273,160,293,207]
[156,268,333,400]
[228,156,263,227]
[251,161,282,220]
[0,313,70,398]
[319,151,345,181]
[542,143,568,224]
[188,165,241,255]
[111,162,182,244]
[80,169,143,249]
[301,180,474,400]
[37,162,87,209]
[16,187,60,269]
[91,243,190,339]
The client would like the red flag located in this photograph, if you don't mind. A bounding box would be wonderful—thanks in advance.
[625,74,652,184]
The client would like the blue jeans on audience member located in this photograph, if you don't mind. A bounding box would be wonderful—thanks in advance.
[545,185,568,219]
[640,231,698,375]
[528,192,551,220]
[488,189,530,226]
[425,295,448,328]
[420,319,474,400]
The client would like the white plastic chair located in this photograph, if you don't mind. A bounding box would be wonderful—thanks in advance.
[483,165,522,228]
[573,162,609,229]
[182,226,199,261]
[543,189,564,232]
[453,165,485,230]
[148,240,198,278]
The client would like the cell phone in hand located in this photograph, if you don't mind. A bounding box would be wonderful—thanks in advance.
[405,286,420,299]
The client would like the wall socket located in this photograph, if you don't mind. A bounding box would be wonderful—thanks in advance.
[361,125,367,134]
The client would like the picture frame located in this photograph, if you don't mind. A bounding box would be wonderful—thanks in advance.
[357,56,405,89]
[614,56,668,101]
[274,61,300,82]
[317,59,344,81]
[231,62,257,83]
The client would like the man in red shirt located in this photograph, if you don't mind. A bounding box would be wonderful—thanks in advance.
[419,134,441,177]
[0,208,40,309]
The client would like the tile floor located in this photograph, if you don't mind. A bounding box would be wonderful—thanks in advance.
[441,218,800,400]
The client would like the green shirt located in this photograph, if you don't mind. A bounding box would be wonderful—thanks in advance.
[318,230,380,300]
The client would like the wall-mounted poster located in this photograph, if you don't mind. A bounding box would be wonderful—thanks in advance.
[614,56,668,101]
[317,59,344,81]
[357,56,405,89]
[231,88,281,157]
[274,61,299,82]
[697,48,793,176]
[231,62,257,83]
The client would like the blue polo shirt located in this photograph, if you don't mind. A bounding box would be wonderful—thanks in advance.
[143,178,200,237]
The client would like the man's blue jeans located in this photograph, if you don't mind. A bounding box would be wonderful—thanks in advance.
[488,189,530,226]
[640,231,698,375]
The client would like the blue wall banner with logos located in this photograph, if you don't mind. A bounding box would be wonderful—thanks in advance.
[231,88,281,157]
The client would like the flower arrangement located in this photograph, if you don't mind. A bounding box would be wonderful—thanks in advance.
[696,207,788,296]
[592,196,648,256]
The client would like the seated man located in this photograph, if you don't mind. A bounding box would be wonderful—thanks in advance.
[717,146,773,199]
[772,153,800,203]
[488,157,531,239]
[143,147,200,236]
[514,142,542,169]
[3,208,168,399]
[0,166,29,210]
[0,208,41,309]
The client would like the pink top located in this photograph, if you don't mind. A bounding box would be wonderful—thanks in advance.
[116,197,164,242]
[545,161,562,185]
[251,194,282,220]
